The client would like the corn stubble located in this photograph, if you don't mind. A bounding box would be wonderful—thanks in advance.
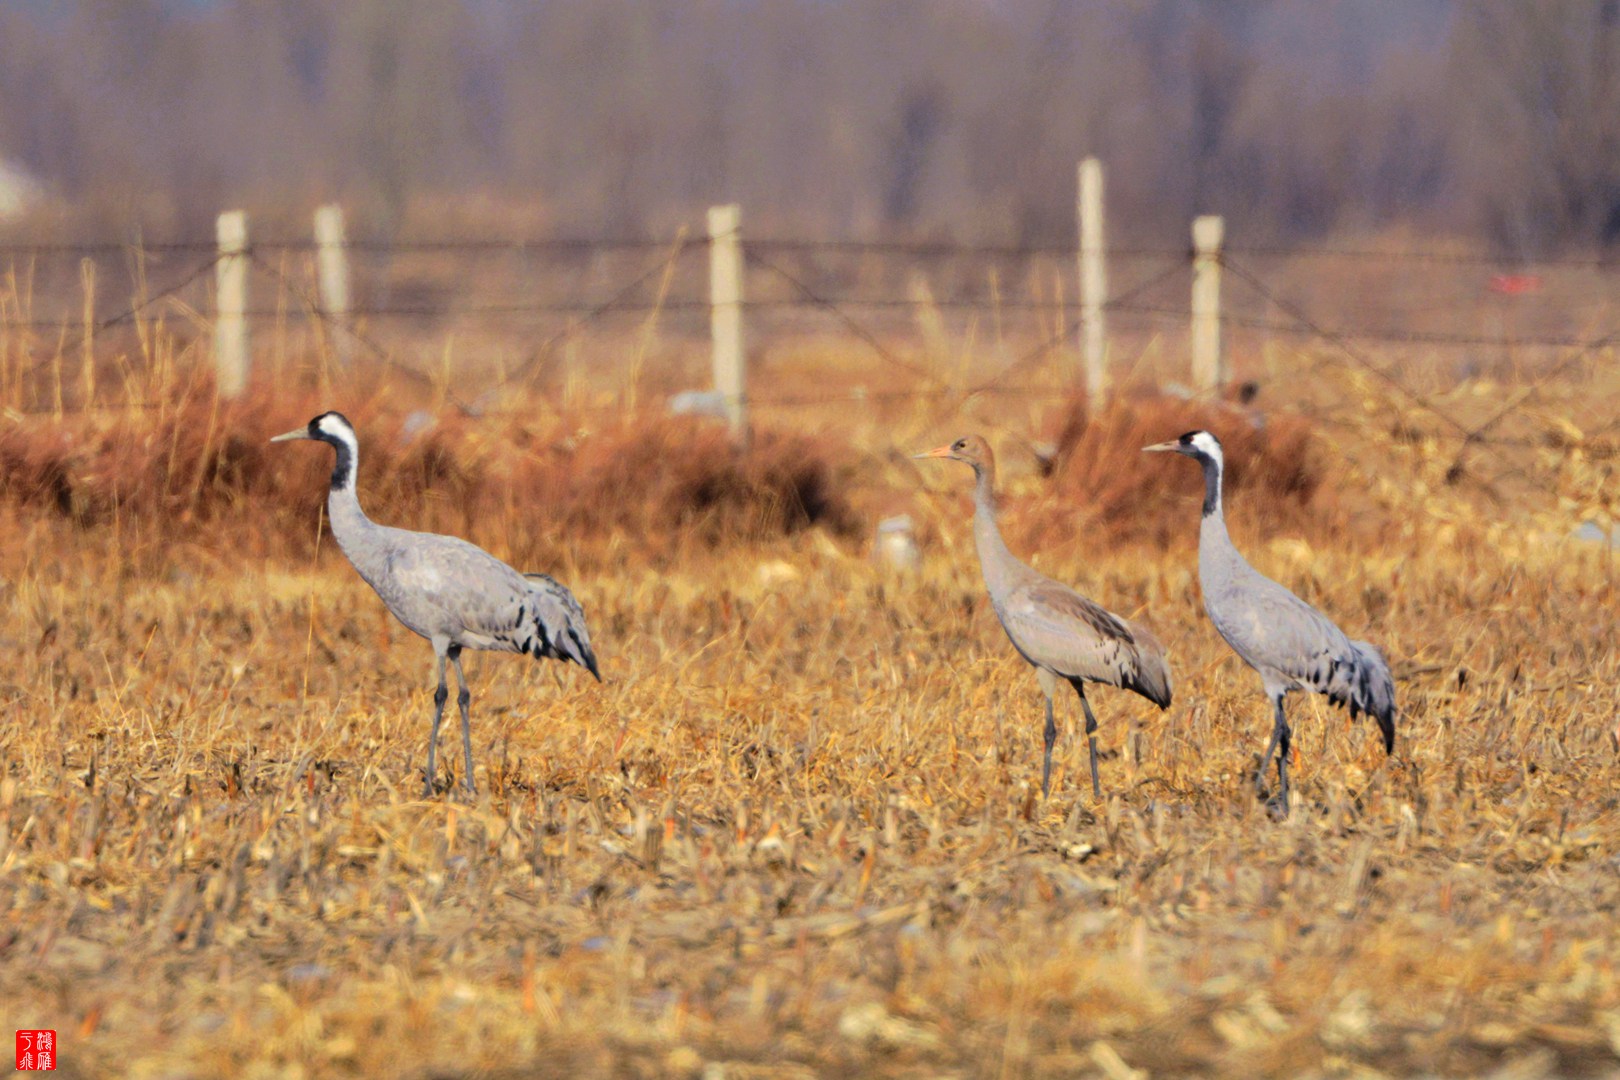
[0,350,1618,1079]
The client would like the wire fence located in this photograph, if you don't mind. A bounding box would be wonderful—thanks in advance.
[1,227,1617,482]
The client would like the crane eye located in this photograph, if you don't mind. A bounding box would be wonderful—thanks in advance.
[953,439,965,450]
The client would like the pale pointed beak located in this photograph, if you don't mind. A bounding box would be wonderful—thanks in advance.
[1142,440,1181,454]
[270,427,312,443]
[913,446,955,460]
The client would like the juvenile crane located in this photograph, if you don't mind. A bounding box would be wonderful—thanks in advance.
[917,435,1172,798]
[1144,430,1394,811]
[272,412,600,797]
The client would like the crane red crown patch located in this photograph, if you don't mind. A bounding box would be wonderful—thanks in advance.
[15,1030,56,1071]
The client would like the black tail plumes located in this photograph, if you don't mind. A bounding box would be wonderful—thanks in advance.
[521,573,601,681]
[1327,639,1396,754]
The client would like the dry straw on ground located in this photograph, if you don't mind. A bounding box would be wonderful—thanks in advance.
[1,337,1619,1079]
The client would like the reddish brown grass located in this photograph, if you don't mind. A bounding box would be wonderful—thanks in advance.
[0,381,861,569]
[1025,393,1344,549]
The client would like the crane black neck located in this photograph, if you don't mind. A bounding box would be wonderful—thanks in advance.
[1197,453,1222,518]
[318,431,357,492]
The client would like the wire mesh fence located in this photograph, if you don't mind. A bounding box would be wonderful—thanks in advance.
[1,226,1618,483]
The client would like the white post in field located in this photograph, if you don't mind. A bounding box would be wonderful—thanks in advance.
[1191,214,1225,393]
[708,204,746,440]
[314,203,353,369]
[215,210,249,398]
[1077,158,1107,410]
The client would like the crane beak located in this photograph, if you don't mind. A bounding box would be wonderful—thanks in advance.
[913,445,955,460]
[1141,440,1181,454]
[270,427,313,443]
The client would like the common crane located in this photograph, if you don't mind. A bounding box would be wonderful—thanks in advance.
[918,435,1172,798]
[272,412,600,797]
[1144,430,1395,812]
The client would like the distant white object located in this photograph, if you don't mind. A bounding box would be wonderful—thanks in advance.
[873,514,920,573]
[0,158,41,220]
[755,559,801,588]
[399,409,436,443]
[669,390,730,420]
[1573,521,1620,548]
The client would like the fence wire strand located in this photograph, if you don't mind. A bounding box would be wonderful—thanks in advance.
[5,230,1620,477]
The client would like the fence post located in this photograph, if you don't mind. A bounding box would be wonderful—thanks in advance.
[215,210,249,398]
[1191,214,1225,393]
[1077,158,1107,409]
[708,204,746,441]
[314,203,352,369]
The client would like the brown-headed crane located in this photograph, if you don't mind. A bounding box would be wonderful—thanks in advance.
[917,435,1172,798]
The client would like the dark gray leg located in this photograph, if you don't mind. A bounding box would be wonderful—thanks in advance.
[1256,694,1292,813]
[426,648,449,797]
[450,646,476,795]
[1042,693,1057,798]
[1076,685,1102,799]
[1274,697,1293,808]
[1255,694,1283,794]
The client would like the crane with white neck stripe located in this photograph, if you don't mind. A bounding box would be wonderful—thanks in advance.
[1144,430,1395,813]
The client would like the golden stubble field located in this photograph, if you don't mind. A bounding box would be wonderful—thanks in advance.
[2,329,1620,1079]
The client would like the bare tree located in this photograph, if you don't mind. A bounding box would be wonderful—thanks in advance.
[1446,0,1620,253]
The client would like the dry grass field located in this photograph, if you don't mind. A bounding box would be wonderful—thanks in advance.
[2,300,1620,1079]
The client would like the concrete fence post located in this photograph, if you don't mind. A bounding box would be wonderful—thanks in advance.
[215,210,249,398]
[314,203,352,369]
[708,204,746,441]
[1191,214,1225,393]
[1077,158,1108,410]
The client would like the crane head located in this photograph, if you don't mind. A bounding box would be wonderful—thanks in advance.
[914,434,994,472]
[271,411,356,446]
[1143,430,1223,467]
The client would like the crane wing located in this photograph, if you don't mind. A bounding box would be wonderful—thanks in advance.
[1208,567,1394,747]
[997,577,1172,706]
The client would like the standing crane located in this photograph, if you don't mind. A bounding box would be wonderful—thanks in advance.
[272,412,600,797]
[1144,430,1395,812]
[917,435,1172,798]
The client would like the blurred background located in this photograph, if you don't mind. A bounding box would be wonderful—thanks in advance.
[0,0,1617,526]
[0,0,1613,251]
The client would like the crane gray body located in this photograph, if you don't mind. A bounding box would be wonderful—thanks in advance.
[1147,430,1394,812]
[274,412,598,796]
[332,508,595,670]
[1198,513,1391,723]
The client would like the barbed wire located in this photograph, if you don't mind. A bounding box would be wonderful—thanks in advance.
[5,231,1618,478]
[243,250,442,395]
[963,260,1192,398]
[465,233,698,408]
[1221,256,1477,441]
[743,247,946,387]
[3,232,1619,270]
[16,253,223,381]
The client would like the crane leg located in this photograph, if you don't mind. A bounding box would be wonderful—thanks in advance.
[1077,686,1102,800]
[1274,697,1292,809]
[1041,693,1058,798]
[1256,693,1292,813]
[449,646,476,795]
[1036,668,1059,798]
[426,646,450,798]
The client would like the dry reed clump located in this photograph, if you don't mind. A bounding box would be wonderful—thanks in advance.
[0,387,862,562]
[0,396,283,529]
[513,413,863,549]
[1023,393,1340,548]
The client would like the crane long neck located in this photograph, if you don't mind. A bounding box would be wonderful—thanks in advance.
[323,435,375,551]
[969,461,1016,594]
[1200,454,1223,519]
[1196,453,1245,580]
